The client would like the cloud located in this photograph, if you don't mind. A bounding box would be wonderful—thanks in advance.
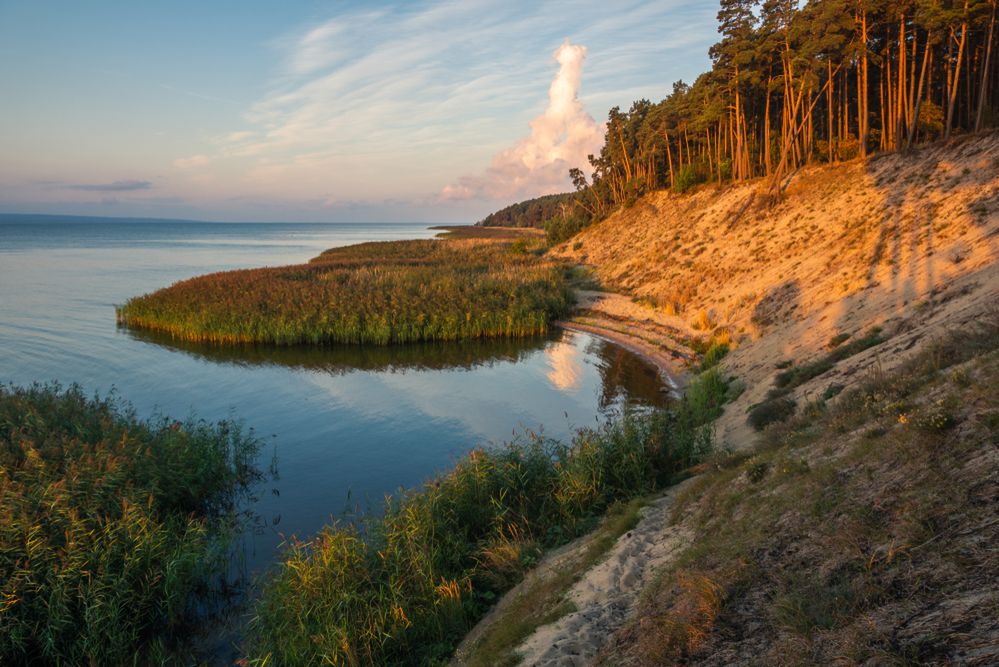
[97,1,717,221]
[287,13,387,76]
[201,2,715,206]
[67,180,152,192]
[173,155,211,169]
[440,40,604,202]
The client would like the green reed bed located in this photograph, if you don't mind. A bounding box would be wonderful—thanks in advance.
[116,239,573,346]
[247,370,726,666]
[0,383,260,664]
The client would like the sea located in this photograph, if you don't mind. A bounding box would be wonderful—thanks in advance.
[0,216,670,570]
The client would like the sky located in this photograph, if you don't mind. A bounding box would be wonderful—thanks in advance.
[0,1,717,223]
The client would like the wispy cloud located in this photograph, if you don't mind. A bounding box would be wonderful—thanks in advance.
[173,155,211,169]
[183,0,715,216]
[66,180,152,192]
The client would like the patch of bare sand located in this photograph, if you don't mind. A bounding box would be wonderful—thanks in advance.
[514,490,692,667]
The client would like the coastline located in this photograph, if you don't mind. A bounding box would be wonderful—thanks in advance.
[557,319,685,398]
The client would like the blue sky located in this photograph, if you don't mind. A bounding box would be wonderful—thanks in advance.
[0,1,717,222]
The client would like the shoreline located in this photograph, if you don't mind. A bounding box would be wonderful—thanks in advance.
[557,319,685,398]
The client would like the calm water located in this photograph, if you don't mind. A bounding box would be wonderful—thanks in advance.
[0,218,669,574]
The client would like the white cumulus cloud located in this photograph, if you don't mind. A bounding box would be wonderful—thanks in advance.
[441,40,605,202]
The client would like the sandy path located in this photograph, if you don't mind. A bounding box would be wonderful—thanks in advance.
[515,488,692,666]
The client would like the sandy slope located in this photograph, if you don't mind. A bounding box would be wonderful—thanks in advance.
[460,134,999,666]
[555,133,999,453]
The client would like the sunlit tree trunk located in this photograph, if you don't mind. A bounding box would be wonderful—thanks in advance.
[907,31,932,149]
[828,60,836,162]
[945,1,970,140]
[977,1,996,132]
[665,132,675,189]
[765,78,773,174]
[858,7,869,157]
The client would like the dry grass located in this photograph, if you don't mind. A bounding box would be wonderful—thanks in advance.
[599,314,999,665]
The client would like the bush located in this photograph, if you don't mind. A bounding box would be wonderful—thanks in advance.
[775,328,886,390]
[747,397,798,431]
[623,177,647,208]
[745,457,769,483]
[674,164,703,193]
[700,342,729,371]
[544,214,592,246]
[827,333,851,349]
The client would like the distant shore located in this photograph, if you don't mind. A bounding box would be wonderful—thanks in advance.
[431,224,545,239]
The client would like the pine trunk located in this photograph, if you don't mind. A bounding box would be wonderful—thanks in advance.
[945,2,969,140]
[977,2,997,132]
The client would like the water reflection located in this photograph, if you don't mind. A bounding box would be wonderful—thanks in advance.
[124,326,670,412]
[545,339,583,392]
[123,326,551,374]
[586,337,670,410]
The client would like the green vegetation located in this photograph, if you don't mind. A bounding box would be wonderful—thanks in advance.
[774,328,885,391]
[432,225,544,240]
[476,193,575,229]
[0,383,259,664]
[827,332,851,349]
[117,238,573,346]
[746,396,797,431]
[698,341,729,372]
[620,314,999,665]
[544,213,593,246]
[247,370,729,666]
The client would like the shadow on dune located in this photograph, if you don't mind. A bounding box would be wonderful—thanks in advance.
[831,134,999,344]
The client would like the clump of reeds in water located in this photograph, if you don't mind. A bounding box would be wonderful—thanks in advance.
[247,371,727,666]
[0,383,260,664]
[116,238,573,346]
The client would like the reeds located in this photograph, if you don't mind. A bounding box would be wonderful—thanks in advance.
[116,239,573,346]
[247,371,726,666]
[0,383,260,664]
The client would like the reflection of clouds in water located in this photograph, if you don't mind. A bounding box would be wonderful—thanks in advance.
[546,340,582,392]
[298,363,543,446]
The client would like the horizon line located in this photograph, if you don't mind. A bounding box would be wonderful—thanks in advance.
[0,212,474,226]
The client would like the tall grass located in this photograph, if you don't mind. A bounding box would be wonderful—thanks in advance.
[0,383,260,664]
[247,371,725,666]
[116,239,573,346]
